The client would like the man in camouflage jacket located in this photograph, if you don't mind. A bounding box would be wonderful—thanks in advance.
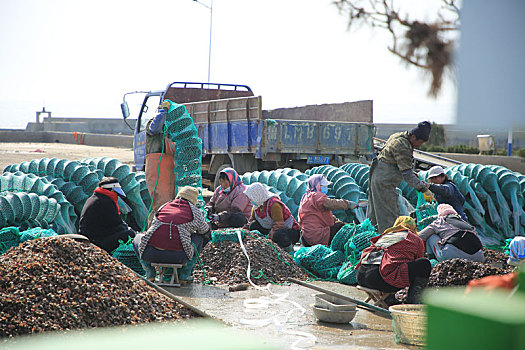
[367,121,433,234]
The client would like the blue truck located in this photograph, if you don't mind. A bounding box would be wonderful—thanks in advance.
[121,82,376,186]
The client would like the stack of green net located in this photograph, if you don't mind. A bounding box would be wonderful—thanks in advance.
[111,238,145,276]
[343,220,378,264]
[0,227,20,254]
[338,219,379,284]
[312,250,345,279]
[294,219,379,285]
[294,244,334,276]
[81,157,148,230]
[211,228,246,243]
[164,101,203,207]
[330,223,356,252]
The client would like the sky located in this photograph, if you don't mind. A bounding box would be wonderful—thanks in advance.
[0,0,458,130]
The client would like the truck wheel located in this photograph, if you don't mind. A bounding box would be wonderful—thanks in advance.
[214,164,233,189]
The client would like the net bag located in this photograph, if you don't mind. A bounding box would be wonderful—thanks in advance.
[211,228,246,243]
[111,238,145,276]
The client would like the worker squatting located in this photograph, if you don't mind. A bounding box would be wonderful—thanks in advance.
[78,117,524,305]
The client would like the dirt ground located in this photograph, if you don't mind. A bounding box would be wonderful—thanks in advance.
[0,142,135,172]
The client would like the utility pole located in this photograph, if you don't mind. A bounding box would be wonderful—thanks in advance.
[193,0,213,84]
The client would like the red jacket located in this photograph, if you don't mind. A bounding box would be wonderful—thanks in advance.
[147,199,193,251]
[359,230,425,288]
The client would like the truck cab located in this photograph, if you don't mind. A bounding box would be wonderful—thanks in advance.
[121,82,253,171]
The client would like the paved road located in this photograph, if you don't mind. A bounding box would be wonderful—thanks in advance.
[0,142,135,171]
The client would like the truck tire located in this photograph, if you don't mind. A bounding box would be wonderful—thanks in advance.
[214,164,233,189]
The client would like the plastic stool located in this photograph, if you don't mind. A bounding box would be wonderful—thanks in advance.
[356,285,393,309]
[150,263,185,287]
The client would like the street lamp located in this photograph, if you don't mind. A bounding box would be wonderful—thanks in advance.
[193,0,213,84]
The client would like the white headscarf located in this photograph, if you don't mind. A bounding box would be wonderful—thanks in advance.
[243,182,278,207]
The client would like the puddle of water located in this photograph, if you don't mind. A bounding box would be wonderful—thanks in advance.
[163,281,416,349]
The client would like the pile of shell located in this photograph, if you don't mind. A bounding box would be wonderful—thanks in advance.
[428,249,514,287]
[194,234,309,285]
[0,237,196,338]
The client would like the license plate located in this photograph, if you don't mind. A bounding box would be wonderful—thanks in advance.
[307,155,330,164]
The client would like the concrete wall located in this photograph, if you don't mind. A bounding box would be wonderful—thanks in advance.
[376,123,525,149]
[26,117,137,135]
[263,100,373,123]
[0,130,133,148]
[436,153,525,174]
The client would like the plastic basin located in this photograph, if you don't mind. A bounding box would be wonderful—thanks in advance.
[314,293,356,312]
[311,305,357,324]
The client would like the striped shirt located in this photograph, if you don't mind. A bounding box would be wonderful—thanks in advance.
[359,230,425,288]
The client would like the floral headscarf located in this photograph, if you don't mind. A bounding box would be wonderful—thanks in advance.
[218,167,244,195]
[437,204,457,217]
[243,182,278,207]
[300,174,331,204]
[383,216,417,234]
[306,174,325,193]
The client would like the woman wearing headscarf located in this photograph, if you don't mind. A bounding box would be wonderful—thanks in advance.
[419,204,485,263]
[133,186,211,282]
[204,168,252,229]
[356,216,431,304]
[243,182,301,254]
[298,174,357,247]
[79,177,136,253]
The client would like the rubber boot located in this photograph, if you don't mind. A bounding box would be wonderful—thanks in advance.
[384,294,402,307]
[178,254,198,283]
[139,260,156,282]
[406,277,429,304]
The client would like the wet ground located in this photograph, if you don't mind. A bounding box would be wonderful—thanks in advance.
[163,281,418,349]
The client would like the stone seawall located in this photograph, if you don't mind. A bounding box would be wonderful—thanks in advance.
[0,130,133,148]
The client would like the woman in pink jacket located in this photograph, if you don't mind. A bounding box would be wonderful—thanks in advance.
[298,174,356,246]
[204,168,253,229]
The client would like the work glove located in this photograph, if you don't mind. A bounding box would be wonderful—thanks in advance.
[423,189,435,202]
[211,214,220,223]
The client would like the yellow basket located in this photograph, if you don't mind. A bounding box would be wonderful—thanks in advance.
[389,304,426,347]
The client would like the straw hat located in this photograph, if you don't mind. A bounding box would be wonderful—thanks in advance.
[176,186,199,205]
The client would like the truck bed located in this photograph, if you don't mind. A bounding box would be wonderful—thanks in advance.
[184,96,375,160]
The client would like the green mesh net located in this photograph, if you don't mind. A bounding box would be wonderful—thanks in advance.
[294,244,333,272]
[330,223,356,252]
[343,223,379,266]
[19,227,58,243]
[334,219,379,285]
[164,102,204,207]
[315,266,342,280]
[0,226,20,254]
[295,245,343,280]
[337,260,358,285]
[111,238,145,276]
[312,250,344,271]
[294,220,378,282]
[414,192,438,230]
[211,228,246,243]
